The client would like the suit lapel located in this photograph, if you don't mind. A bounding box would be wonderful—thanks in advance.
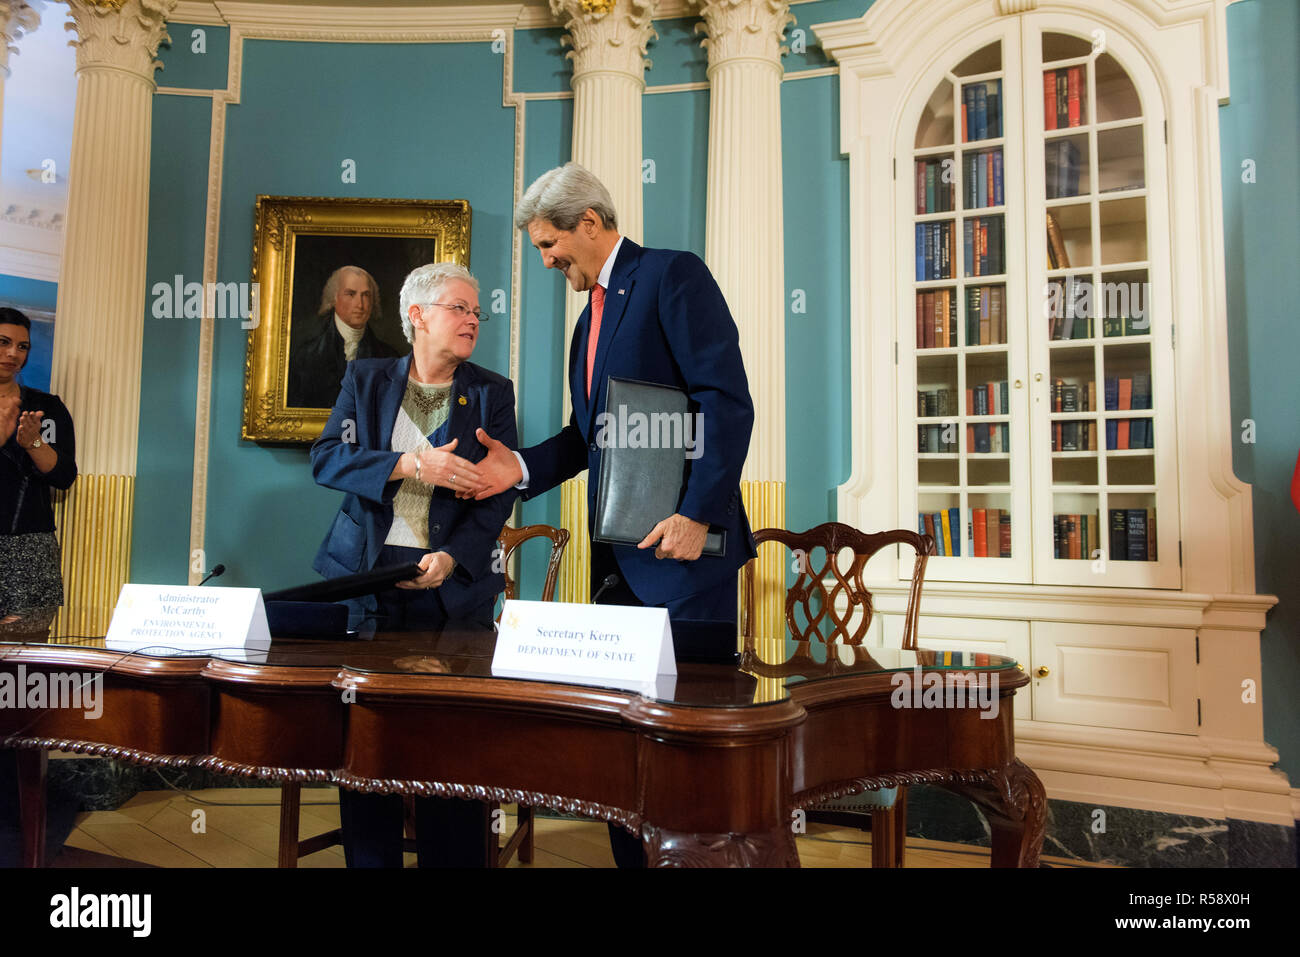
[435,362,474,447]
[585,239,641,432]
[376,354,411,451]
[571,302,592,429]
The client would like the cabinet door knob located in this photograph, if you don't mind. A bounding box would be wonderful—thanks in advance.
[1014,379,1023,389]
[1035,666,1050,678]
[1034,372,1043,382]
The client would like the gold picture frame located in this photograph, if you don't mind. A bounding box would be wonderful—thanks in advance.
[241,195,471,443]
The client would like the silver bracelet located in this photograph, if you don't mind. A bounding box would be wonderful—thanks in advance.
[413,455,422,482]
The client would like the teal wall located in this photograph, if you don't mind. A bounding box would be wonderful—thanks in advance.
[1220,0,1300,784]
[134,0,1298,782]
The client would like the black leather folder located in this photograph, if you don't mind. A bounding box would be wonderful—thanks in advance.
[263,563,425,603]
[592,377,725,557]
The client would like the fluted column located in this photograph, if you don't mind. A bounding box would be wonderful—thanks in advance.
[0,2,41,161]
[694,0,791,645]
[550,0,657,603]
[49,0,176,639]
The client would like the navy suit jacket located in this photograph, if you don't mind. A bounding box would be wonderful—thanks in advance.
[518,238,756,606]
[310,355,519,618]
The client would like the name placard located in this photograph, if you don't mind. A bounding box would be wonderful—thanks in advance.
[105,584,271,656]
[491,599,676,695]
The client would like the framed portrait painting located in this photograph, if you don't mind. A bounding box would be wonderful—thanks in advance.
[241,195,471,443]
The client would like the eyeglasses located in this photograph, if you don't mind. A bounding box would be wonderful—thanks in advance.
[428,302,485,321]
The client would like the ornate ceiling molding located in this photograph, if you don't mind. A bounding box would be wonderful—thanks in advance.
[64,0,177,78]
[550,0,657,80]
[691,0,792,69]
[0,1,41,78]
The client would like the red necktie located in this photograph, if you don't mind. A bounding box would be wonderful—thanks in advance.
[585,283,606,398]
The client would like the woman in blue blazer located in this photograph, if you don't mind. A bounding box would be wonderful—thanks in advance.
[309,262,517,867]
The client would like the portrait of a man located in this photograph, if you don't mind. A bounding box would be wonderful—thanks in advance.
[287,265,400,408]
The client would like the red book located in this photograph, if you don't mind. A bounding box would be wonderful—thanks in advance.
[933,292,945,347]
[916,161,926,215]
[962,100,968,142]
[1067,67,1082,127]
[965,388,974,415]
[1118,378,1133,410]
[987,382,996,415]
[967,424,975,451]
[1054,422,1062,451]
[1118,419,1130,450]
[972,507,988,557]
[923,292,935,348]
[923,512,936,541]
[998,512,1012,557]
[1069,515,1081,559]
[1043,70,1057,130]
[916,294,926,348]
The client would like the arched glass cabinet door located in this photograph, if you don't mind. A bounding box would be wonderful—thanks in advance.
[905,32,1035,585]
[1027,28,1180,589]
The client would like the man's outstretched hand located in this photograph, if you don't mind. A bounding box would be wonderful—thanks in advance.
[638,513,709,561]
[467,428,524,500]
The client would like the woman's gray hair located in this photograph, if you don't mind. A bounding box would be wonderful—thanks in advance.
[399,262,479,344]
[513,162,618,232]
[317,265,380,319]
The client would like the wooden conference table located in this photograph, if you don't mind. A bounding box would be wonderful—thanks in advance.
[0,630,1044,867]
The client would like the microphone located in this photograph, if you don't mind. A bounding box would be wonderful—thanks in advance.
[198,564,226,586]
[591,573,619,605]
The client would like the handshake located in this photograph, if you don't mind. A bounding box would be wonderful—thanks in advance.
[409,429,710,561]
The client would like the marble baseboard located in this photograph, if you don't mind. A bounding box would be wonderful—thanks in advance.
[903,784,1297,868]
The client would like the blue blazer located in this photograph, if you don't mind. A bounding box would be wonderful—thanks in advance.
[310,355,519,618]
[519,238,757,606]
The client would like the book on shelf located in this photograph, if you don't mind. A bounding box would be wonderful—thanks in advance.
[1045,139,1083,200]
[920,508,1010,557]
[915,221,956,281]
[963,216,1004,276]
[1054,513,1099,560]
[962,79,1002,142]
[1044,67,1086,130]
[918,424,958,453]
[1102,315,1148,337]
[915,157,954,214]
[1106,508,1157,561]
[1046,212,1070,269]
[917,388,957,417]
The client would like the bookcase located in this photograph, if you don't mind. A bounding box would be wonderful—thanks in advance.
[816,0,1287,830]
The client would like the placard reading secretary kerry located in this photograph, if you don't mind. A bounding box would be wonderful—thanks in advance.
[491,600,676,693]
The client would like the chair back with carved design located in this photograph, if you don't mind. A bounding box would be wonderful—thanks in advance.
[741,523,935,665]
[495,523,570,621]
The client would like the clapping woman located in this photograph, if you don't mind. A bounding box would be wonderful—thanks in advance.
[0,307,77,641]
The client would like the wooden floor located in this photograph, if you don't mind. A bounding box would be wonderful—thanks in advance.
[51,787,1105,868]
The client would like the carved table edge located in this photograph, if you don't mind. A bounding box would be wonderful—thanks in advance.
[0,735,335,783]
[331,771,642,832]
[793,760,1041,811]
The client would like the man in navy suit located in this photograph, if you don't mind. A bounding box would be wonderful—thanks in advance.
[311,262,516,866]
[472,163,756,865]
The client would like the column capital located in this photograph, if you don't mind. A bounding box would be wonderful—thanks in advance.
[0,1,41,78]
[550,0,658,83]
[63,0,177,80]
[691,0,793,70]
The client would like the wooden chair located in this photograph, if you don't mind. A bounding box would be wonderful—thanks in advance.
[484,522,569,866]
[276,523,570,868]
[740,522,935,867]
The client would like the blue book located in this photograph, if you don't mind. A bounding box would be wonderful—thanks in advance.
[964,85,977,141]
[916,224,925,282]
[1104,376,1119,411]
[1132,372,1152,410]
[1000,380,1009,412]
[1126,510,1148,561]
[975,424,990,453]
[923,224,934,280]
[993,150,1004,206]
[933,512,946,555]
[977,152,988,208]
[1106,419,1119,449]
[948,507,962,556]
[974,83,988,140]
[963,220,974,275]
